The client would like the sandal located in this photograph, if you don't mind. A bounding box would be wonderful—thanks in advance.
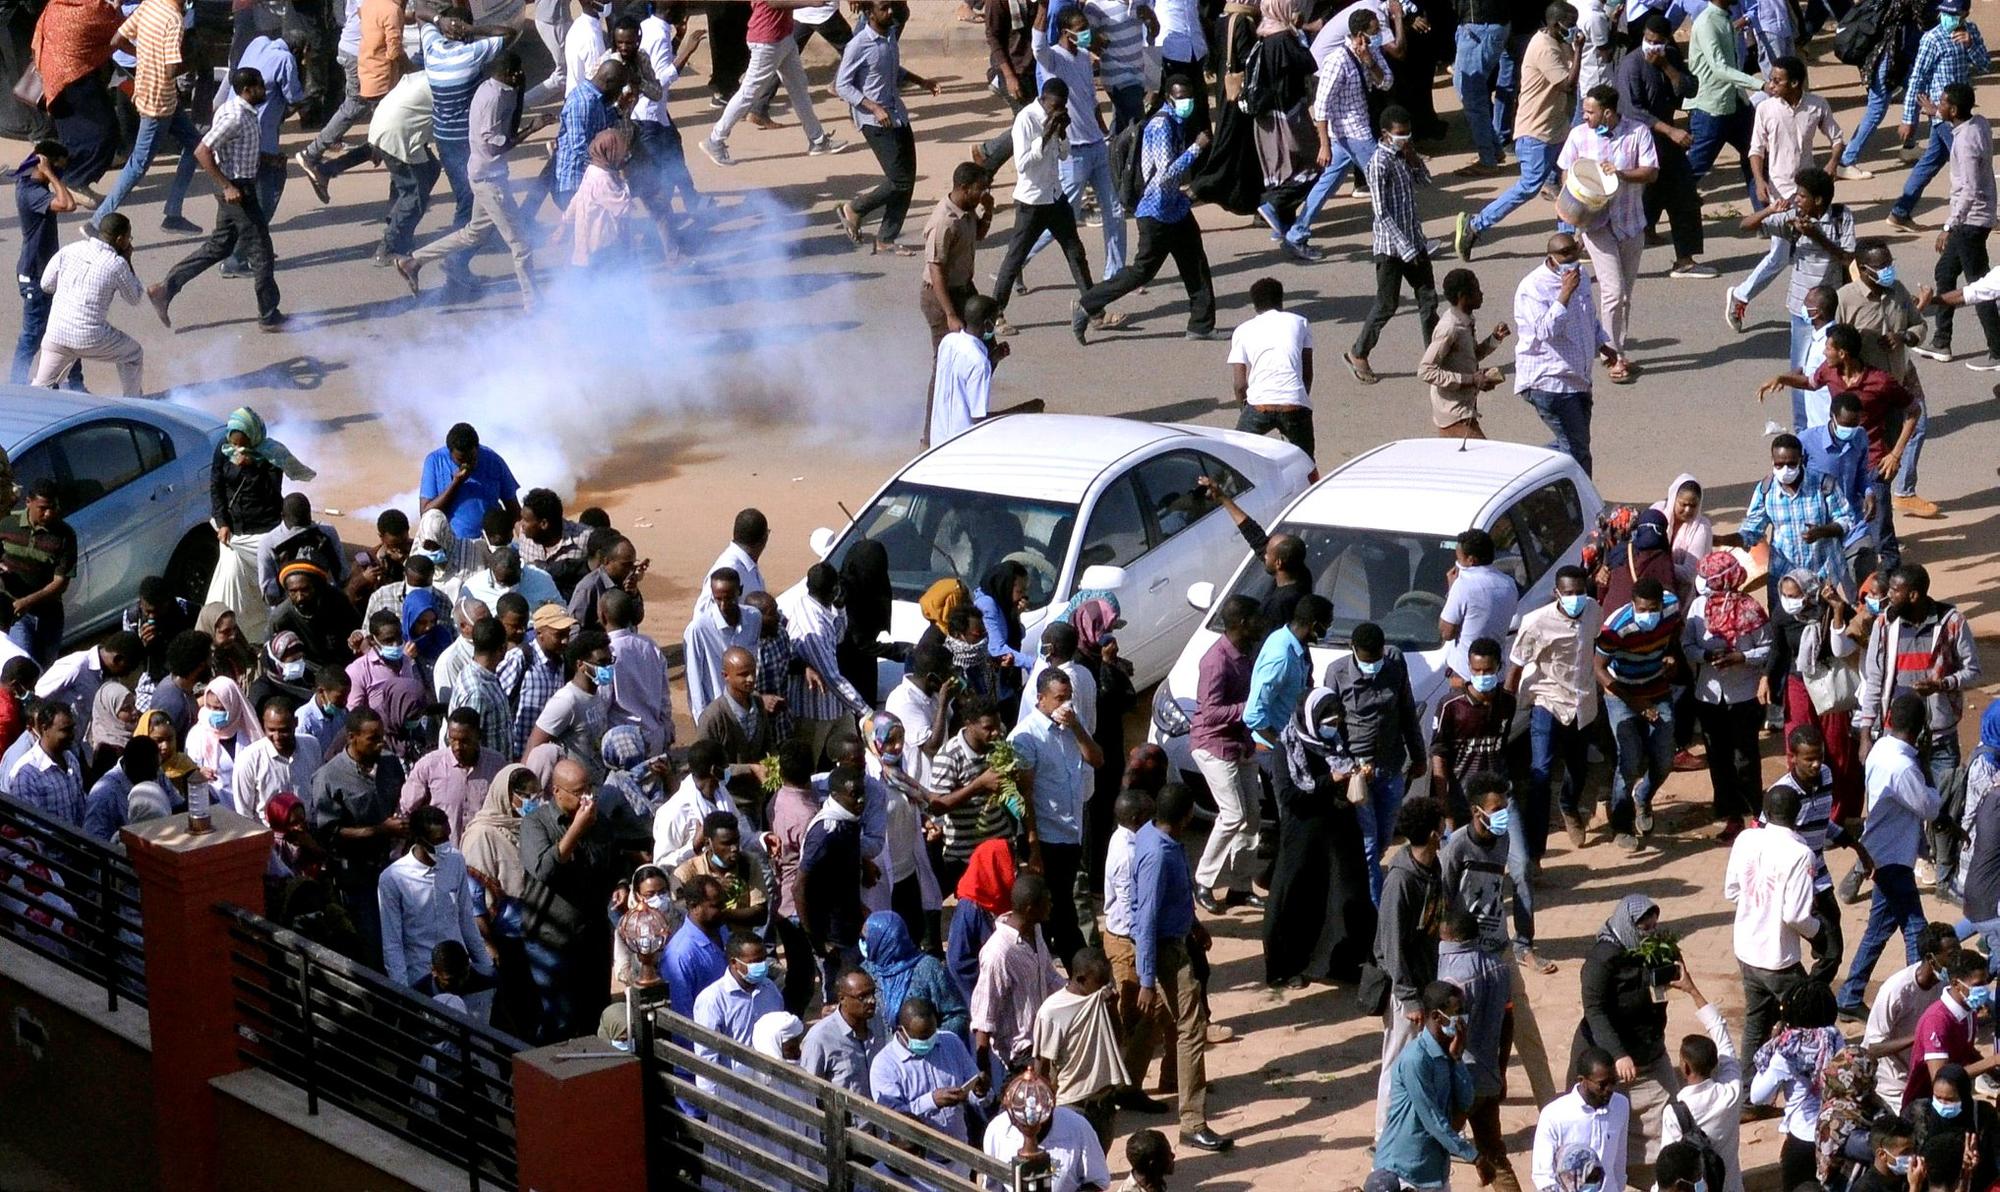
[1345,352,1379,385]
[1607,359,1634,384]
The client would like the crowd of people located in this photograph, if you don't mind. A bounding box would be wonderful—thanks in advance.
[6,0,2000,1188]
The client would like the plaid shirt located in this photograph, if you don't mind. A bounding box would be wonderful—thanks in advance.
[515,520,588,573]
[554,82,616,193]
[1367,143,1430,261]
[204,93,263,180]
[12,746,85,828]
[499,640,564,758]
[39,237,141,350]
[1739,470,1857,583]
[447,662,511,756]
[1905,23,1990,122]
[754,614,797,745]
[1313,44,1389,141]
[1133,111,1204,223]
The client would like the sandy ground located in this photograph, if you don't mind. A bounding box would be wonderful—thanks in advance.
[8,4,2000,1186]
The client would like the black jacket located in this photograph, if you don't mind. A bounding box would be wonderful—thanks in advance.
[1575,937,1668,1066]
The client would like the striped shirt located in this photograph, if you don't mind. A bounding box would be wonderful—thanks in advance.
[553,81,616,193]
[1755,204,1855,316]
[1595,595,1682,704]
[927,731,998,863]
[1766,764,1842,891]
[1086,0,1148,90]
[1367,141,1429,261]
[118,0,184,118]
[498,639,564,758]
[13,745,85,828]
[1904,22,1991,122]
[38,237,141,351]
[420,26,503,143]
[204,92,263,179]
[446,662,510,756]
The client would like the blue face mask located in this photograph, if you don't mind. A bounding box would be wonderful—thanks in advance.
[1558,593,1588,618]
[745,960,773,982]
[1170,97,1195,120]
[1935,1097,1965,1119]
[906,1033,938,1057]
[1831,421,1860,442]
[1356,658,1384,677]
[520,796,544,818]
[1968,984,1993,1011]
[1890,1155,1913,1175]
[378,643,404,663]
[1074,28,1094,47]
[880,751,903,768]
[1484,807,1512,836]
[1557,260,1582,274]
[859,939,870,960]
[1941,12,1962,30]
[1439,1013,1463,1038]
[1632,610,1663,632]
[1865,595,1885,616]
[1469,672,1501,694]
[1317,723,1344,742]
[206,708,230,730]
[592,663,615,687]
[1873,264,1899,287]
[420,548,448,566]
[1594,121,1612,138]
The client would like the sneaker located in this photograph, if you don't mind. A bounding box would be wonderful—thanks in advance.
[1636,808,1654,836]
[1967,357,2000,371]
[1670,262,1719,279]
[1614,832,1639,852]
[1836,163,1876,181]
[160,215,201,234]
[1912,342,1953,362]
[699,138,733,166]
[257,311,290,332]
[218,261,250,279]
[1895,493,1943,519]
[1724,289,1747,332]
[295,151,331,204]
[1454,211,1476,261]
[1183,327,1224,341]
[1886,211,1919,232]
[808,135,846,156]
[1562,811,1587,849]
[1280,239,1325,263]
[372,244,392,268]
[1069,300,1090,346]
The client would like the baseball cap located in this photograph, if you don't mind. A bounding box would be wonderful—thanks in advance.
[531,604,578,633]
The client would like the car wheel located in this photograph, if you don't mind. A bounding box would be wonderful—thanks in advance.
[165,528,220,607]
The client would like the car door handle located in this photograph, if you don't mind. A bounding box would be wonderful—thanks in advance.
[1148,575,1170,592]
[151,483,175,501]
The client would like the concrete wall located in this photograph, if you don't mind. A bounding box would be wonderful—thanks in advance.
[212,1069,475,1192]
[0,939,157,1190]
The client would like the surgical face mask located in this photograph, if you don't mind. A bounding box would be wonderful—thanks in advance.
[1865,595,1885,616]
[1555,259,1581,275]
[1316,722,1344,742]
[377,643,404,663]
[1968,984,1994,1011]
[744,959,773,982]
[1831,420,1860,442]
[1871,264,1899,287]
[520,796,544,818]
[1941,12,1962,30]
[1773,464,1802,487]
[1074,27,1094,47]
[1558,593,1588,618]
[1642,39,1665,56]
[1593,120,1612,138]
[1439,1013,1464,1038]
[880,750,903,767]
[1469,672,1501,694]
[1935,1096,1965,1119]
[1356,658,1383,677]
[592,663,615,687]
[1385,132,1411,149]
[205,708,230,730]
[1692,1181,1707,1192]
[1889,1154,1913,1175]
[1170,96,1195,120]
[281,659,306,682]
[1632,609,1663,632]
[420,548,448,566]
[1779,595,1806,616]
[1694,576,1710,596]
[905,1033,938,1057]
[859,939,870,960]
[1483,806,1512,836]
[643,893,667,911]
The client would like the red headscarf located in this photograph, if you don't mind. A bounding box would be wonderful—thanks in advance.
[31,0,122,104]
[1696,551,1767,647]
[264,792,303,834]
[955,838,1017,916]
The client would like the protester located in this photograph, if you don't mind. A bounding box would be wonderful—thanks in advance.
[1513,233,1616,475]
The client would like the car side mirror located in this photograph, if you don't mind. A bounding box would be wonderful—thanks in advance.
[808,527,836,559]
[1076,564,1126,592]
[1186,581,1215,611]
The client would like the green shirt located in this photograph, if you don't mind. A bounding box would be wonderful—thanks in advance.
[1688,4,1763,116]
[0,508,76,596]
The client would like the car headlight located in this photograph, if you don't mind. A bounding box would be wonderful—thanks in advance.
[1151,684,1192,737]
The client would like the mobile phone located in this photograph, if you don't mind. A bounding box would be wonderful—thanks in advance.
[959,1072,984,1092]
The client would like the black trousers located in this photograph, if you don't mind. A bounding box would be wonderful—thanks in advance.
[1353,253,1439,359]
[704,0,752,98]
[1739,960,1806,1090]
[993,200,1093,312]
[855,123,918,243]
[1079,215,1215,332]
[49,73,117,188]
[1696,699,1764,820]
[1934,224,2000,357]
[165,181,280,320]
[1039,841,1085,973]
[1809,886,1845,989]
[774,914,820,1017]
[1644,137,1704,259]
[1236,404,1315,460]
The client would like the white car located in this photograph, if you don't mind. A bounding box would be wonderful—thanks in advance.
[1149,438,1604,788]
[797,414,1316,690]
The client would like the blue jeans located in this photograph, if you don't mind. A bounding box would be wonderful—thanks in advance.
[1688,106,1755,202]
[1525,706,1590,861]
[1352,768,1409,905]
[1454,22,1509,165]
[1471,136,1555,234]
[1604,692,1673,834]
[1288,134,1376,245]
[1504,798,1538,948]
[1496,31,1530,145]
[1893,401,1927,496]
[91,107,199,226]
[1839,862,1926,1008]
[1029,138,1125,279]
[12,283,79,388]
[1868,478,1901,571]
[1522,387,1594,475]
[7,606,63,664]
[436,137,474,230]
[1840,57,1894,167]
[1891,119,1952,219]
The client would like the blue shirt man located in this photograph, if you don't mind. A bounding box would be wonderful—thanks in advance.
[419,425,521,541]
[662,915,728,1018]
[1130,820,1194,990]
[869,1029,985,1142]
[690,953,783,1092]
[554,72,618,196]
[231,36,302,153]
[1244,595,1329,749]
[1800,394,1872,550]
[1377,986,1479,1187]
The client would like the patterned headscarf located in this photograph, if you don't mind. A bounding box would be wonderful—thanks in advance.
[1696,550,1768,647]
[1551,1142,1605,1192]
[1596,895,1657,950]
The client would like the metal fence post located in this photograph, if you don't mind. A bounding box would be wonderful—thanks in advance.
[1012,1153,1054,1192]
[295,948,320,1117]
[457,1019,481,1192]
[94,855,118,1012]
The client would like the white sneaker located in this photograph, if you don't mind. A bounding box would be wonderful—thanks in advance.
[808,135,846,156]
[1911,343,1953,362]
[1967,357,2000,371]
[699,138,733,166]
[1670,262,1719,279]
[1836,163,1875,181]
[1724,288,1746,332]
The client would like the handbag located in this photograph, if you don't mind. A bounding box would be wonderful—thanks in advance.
[12,61,43,108]
[1800,620,1861,714]
[1356,961,1392,1015]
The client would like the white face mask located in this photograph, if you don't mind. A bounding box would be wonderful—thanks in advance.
[1774,464,1803,487]
[1780,594,1806,616]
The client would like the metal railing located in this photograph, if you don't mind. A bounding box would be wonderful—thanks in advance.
[219,904,526,1191]
[642,1005,1014,1192]
[0,794,146,1010]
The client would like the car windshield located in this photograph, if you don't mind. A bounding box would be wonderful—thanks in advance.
[827,482,1080,609]
[1207,523,1461,651]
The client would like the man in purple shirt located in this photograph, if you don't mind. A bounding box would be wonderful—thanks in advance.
[1190,595,1263,914]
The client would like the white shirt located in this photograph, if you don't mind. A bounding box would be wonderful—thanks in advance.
[1532,1088,1630,1192]
[681,601,763,720]
[930,330,996,445]
[1658,1004,1745,1192]
[39,236,141,350]
[633,15,681,125]
[982,1107,1110,1192]
[1018,657,1098,737]
[651,775,767,868]
[1863,960,1947,1116]
[1103,824,1137,936]
[700,541,766,603]
[230,735,324,821]
[1962,262,2000,305]
[563,11,606,95]
[883,676,940,792]
[1151,0,1207,62]
[432,635,475,702]
[458,563,563,613]
[1011,100,1070,206]
[1720,823,1818,969]
[33,647,104,734]
[1228,309,1314,407]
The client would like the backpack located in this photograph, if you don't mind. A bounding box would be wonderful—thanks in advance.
[1668,1098,1729,1192]
[1832,0,1887,66]
[1110,117,1149,214]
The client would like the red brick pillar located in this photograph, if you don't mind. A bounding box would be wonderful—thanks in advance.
[122,807,272,1192]
[513,1040,647,1191]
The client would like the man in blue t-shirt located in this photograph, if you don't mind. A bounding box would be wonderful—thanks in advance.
[12,142,81,387]
[420,422,521,549]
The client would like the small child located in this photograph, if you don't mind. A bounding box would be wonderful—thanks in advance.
[1120,1128,1174,1192]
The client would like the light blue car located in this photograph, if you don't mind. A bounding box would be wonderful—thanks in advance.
[0,389,226,645]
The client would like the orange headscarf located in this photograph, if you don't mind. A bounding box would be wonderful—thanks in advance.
[956,838,1017,916]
